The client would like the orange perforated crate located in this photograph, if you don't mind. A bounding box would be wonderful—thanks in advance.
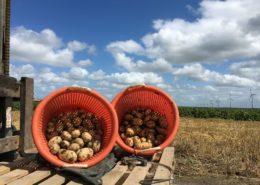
[112,85,179,155]
[32,87,118,168]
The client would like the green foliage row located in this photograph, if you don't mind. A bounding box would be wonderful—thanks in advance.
[178,106,260,121]
[12,101,39,111]
[12,101,260,121]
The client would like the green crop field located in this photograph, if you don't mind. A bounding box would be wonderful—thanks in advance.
[178,107,260,121]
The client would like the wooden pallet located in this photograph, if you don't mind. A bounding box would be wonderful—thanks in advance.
[0,147,175,185]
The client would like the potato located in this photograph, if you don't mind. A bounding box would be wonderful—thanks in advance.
[46,126,55,133]
[156,127,167,136]
[120,133,126,140]
[145,109,152,116]
[133,136,141,145]
[124,114,134,121]
[133,126,141,135]
[154,135,165,146]
[87,141,93,148]
[82,119,94,130]
[135,142,152,150]
[126,127,135,137]
[159,117,167,128]
[68,143,80,151]
[147,132,155,142]
[77,148,94,161]
[58,149,77,163]
[132,118,143,126]
[49,143,60,154]
[140,137,146,142]
[122,121,129,125]
[144,115,151,122]
[46,131,58,140]
[60,140,70,149]
[81,132,92,143]
[92,140,101,153]
[48,136,62,146]
[145,120,156,128]
[125,137,134,147]
[61,131,72,141]
[71,129,81,138]
[135,112,143,119]
[72,138,84,148]
[72,117,82,127]
[94,134,102,141]
[47,121,55,128]
[150,112,159,121]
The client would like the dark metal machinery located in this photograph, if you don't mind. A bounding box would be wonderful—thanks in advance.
[0,0,35,157]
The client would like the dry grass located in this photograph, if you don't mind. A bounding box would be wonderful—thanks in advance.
[12,111,20,130]
[173,117,260,178]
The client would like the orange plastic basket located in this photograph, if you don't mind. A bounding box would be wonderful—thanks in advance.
[112,85,179,155]
[32,87,118,168]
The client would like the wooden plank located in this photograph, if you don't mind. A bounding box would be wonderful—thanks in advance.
[102,163,128,185]
[0,169,29,185]
[0,136,19,153]
[122,164,151,185]
[7,169,51,185]
[0,76,20,98]
[66,181,83,185]
[38,174,66,185]
[0,166,10,176]
[19,77,34,156]
[153,147,175,185]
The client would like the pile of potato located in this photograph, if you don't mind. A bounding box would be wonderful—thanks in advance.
[46,109,103,163]
[119,108,167,150]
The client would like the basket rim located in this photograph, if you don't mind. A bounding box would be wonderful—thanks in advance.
[112,84,179,155]
[32,86,118,167]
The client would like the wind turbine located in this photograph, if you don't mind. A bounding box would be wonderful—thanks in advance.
[250,88,256,109]
[229,93,233,108]
[216,97,220,108]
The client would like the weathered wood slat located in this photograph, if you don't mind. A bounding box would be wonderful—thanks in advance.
[19,77,34,156]
[0,166,10,176]
[153,147,175,185]
[7,169,51,185]
[0,169,29,185]
[0,136,19,154]
[102,163,128,185]
[38,174,66,185]
[122,164,151,185]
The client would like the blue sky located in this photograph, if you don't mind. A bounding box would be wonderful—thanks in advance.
[10,0,260,108]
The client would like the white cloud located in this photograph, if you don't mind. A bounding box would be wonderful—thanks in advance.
[89,69,106,80]
[107,40,144,54]
[68,67,88,80]
[173,63,259,88]
[78,59,92,67]
[107,0,260,66]
[11,26,96,67]
[68,40,96,54]
[230,60,260,81]
[107,72,163,85]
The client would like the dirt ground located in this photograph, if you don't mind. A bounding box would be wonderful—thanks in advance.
[12,112,260,184]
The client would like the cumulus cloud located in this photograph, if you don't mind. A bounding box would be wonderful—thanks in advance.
[107,0,260,66]
[173,63,259,88]
[78,59,93,67]
[11,26,96,67]
[68,40,96,54]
